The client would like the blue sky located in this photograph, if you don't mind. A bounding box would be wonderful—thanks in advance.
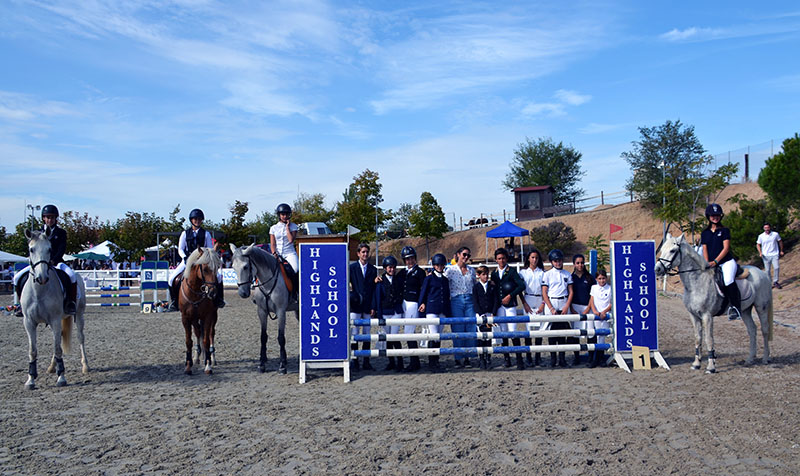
[1,1,799,231]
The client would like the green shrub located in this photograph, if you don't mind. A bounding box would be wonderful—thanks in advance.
[529,221,576,255]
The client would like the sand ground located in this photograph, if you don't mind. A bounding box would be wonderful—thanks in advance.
[1,293,798,475]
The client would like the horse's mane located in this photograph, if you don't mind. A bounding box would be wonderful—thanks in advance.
[242,245,275,269]
[186,247,222,274]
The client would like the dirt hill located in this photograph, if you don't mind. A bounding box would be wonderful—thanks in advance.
[380,182,798,310]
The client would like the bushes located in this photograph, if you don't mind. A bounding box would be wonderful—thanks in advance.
[724,194,794,263]
[529,221,576,255]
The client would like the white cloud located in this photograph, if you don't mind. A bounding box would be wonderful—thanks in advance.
[554,89,591,106]
[660,27,723,42]
[0,91,79,122]
[521,102,565,117]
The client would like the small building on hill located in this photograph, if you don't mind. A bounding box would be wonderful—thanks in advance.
[513,185,555,220]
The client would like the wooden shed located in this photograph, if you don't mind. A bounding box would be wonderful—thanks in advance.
[513,185,555,220]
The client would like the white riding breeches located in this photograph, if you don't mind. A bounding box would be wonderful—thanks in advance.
[721,259,737,286]
[402,300,419,334]
[497,305,517,333]
[14,262,76,285]
[524,295,544,332]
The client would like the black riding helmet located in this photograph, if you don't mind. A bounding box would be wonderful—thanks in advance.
[548,249,564,261]
[189,208,205,221]
[431,253,447,266]
[382,256,398,268]
[276,203,292,216]
[705,203,723,219]
[401,246,417,259]
[41,204,59,218]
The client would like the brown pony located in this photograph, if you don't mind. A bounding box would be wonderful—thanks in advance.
[179,247,222,375]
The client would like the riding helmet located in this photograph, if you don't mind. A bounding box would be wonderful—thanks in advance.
[401,246,417,259]
[41,204,59,218]
[189,208,205,221]
[501,280,517,296]
[276,203,292,215]
[705,203,723,219]
[431,253,447,266]
[382,256,398,268]
[548,249,564,261]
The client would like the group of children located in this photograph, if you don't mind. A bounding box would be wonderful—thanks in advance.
[349,242,613,373]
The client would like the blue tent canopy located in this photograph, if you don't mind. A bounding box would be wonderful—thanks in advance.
[486,220,529,238]
[484,221,529,263]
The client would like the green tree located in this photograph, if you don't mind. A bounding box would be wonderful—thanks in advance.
[332,169,391,241]
[758,133,800,216]
[111,211,164,262]
[4,217,41,256]
[219,200,250,247]
[529,221,576,256]
[292,192,334,225]
[386,202,416,239]
[247,210,278,245]
[502,137,585,205]
[61,211,104,254]
[409,192,448,260]
[585,234,609,272]
[165,204,186,232]
[723,194,794,262]
[623,120,738,230]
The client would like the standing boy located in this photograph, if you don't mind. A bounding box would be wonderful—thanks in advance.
[349,243,377,371]
[490,248,526,369]
[757,222,784,289]
[541,249,574,367]
[396,246,425,372]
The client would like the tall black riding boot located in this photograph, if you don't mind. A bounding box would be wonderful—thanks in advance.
[362,342,373,370]
[534,337,542,366]
[215,282,225,309]
[350,343,360,371]
[168,280,180,311]
[64,282,77,315]
[14,283,23,316]
[502,339,512,367]
[428,341,441,371]
[394,341,405,371]
[726,283,742,320]
[524,337,534,365]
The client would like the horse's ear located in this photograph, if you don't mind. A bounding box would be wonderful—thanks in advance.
[197,248,204,257]
[676,234,685,243]
[24,228,32,240]
[229,243,238,254]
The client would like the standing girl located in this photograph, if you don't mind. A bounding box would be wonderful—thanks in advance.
[587,269,612,368]
[519,249,545,367]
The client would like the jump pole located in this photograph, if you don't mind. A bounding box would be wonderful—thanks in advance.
[610,240,669,372]
[354,343,612,358]
[353,328,611,343]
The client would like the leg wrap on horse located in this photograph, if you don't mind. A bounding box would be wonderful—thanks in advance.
[708,349,716,360]
[55,357,65,376]
[29,360,38,379]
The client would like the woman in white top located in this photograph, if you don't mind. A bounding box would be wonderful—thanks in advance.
[269,203,299,272]
[519,249,546,366]
[587,269,612,368]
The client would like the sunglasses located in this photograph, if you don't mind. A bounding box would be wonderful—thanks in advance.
[461,253,471,258]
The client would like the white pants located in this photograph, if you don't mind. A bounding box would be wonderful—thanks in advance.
[379,311,402,351]
[402,300,419,334]
[425,313,444,334]
[497,305,517,333]
[572,303,591,330]
[546,296,568,316]
[169,261,222,285]
[14,262,76,285]
[524,295,544,332]
[762,254,779,284]
[350,312,371,338]
[282,253,298,273]
[721,259,737,286]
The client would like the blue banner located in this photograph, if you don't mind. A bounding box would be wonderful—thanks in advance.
[611,241,658,352]
[299,243,349,361]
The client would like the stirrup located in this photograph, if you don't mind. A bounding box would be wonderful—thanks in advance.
[727,306,741,321]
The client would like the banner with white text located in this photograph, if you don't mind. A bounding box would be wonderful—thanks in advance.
[611,240,658,352]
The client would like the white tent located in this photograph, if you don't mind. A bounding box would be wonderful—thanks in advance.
[74,240,115,260]
[0,250,27,262]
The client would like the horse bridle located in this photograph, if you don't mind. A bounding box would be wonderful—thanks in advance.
[237,255,279,300]
[181,264,218,308]
[29,259,51,284]
[657,243,707,276]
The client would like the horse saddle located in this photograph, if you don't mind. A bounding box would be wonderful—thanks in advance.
[16,267,72,306]
[712,266,753,301]
[276,257,297,296]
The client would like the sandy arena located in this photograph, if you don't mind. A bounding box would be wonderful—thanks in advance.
[1,293,799,475]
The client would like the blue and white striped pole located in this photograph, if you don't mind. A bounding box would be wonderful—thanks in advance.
[353,328,611,343]
[354,343,612,358]
[352,313,610,327]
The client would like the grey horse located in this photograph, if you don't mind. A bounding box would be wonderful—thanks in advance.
[654,233,772,373]
[230,244,295,374]
[21,230,89,389]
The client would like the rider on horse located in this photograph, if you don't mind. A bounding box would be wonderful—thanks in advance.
[700,203,741,320]
[13,204,79,317]
[168,208,225,311]
[269,203,299,273]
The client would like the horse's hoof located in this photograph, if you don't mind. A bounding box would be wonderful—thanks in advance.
[258,364,266,373]
[47,365,56,374]
[56,377,67,387]
[705,368,716,374]
[691,364,700,370]
[24,379,35,390]
[205,369,212,375]
[185,369,192,375]
[82,366,90,374]
[277,367,287,375]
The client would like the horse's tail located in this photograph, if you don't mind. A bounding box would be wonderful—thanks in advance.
[768,297,774,342]
[61,316,72,354]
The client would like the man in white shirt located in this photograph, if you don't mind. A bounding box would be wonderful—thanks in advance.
[756,222,784,289]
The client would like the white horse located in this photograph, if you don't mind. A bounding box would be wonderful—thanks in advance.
[654,233,772,373]
[230,244,294,374]
[21,230,89,389]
